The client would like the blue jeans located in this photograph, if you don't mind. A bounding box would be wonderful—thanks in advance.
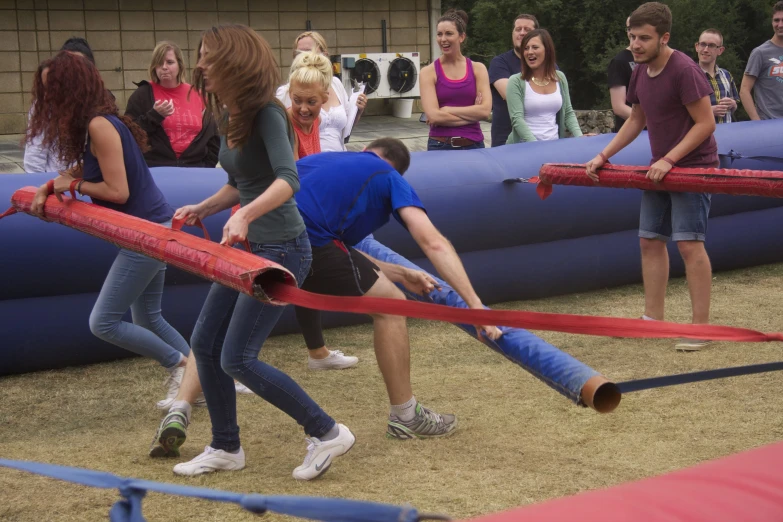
[638,191,711,242]
[191,231,334,452]
[427,138,486,151]
[89,247,190,369]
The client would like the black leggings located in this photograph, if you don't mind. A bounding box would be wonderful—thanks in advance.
[296,306,326,350]
[295,241,380,350]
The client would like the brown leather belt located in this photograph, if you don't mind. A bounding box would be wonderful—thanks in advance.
[429,136,478,148]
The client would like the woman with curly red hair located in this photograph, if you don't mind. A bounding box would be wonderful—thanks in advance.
[27,51,192,404]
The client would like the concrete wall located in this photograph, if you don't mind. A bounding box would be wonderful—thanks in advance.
[0,0,432,134]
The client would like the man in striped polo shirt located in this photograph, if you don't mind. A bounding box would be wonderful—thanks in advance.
[694,28,740,123]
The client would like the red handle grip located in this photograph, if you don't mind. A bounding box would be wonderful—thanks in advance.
[171,215,251,252]
[69,179,80,199]
[171,215,211,241]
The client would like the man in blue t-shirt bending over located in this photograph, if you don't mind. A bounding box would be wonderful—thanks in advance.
[295,138,502,440]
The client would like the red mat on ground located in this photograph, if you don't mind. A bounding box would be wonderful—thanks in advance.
[535,163,783,199]
[464,440,783,522]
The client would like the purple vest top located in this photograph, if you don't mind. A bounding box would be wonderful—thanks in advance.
[430,58,484,143]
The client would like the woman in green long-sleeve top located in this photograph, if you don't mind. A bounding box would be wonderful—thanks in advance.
[506,29,583,144]
[170,24,355,481]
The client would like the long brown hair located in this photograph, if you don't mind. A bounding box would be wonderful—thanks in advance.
[26,51,147,168]
[520,29,558,82]
[192,24,285,149]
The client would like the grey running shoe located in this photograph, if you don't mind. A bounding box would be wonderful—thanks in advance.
[149,410,188,458]
[386,403,458,440]
[675,339,713,352]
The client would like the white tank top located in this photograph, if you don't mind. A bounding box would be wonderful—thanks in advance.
[276,77,351,153]
[524,81,562,141]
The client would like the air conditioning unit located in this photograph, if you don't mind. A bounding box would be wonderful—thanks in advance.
[387,53,420,98]
[338,53,421,99]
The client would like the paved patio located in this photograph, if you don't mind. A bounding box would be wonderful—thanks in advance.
[0,114,493,174]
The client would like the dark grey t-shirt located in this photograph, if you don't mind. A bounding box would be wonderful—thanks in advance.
[744,40,783,120]
[607,48,636,131]
[219,103,306,244]
[488,49,521,147]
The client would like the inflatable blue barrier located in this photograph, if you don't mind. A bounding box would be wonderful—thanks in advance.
[0,459,427,522]
[2,120,782,376]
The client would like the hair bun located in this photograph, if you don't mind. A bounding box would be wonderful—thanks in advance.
[450,8,469,26]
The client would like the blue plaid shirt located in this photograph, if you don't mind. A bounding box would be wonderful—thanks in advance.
[704,66,740,124]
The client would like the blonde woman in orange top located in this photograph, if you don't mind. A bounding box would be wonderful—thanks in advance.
[286,51,332,159]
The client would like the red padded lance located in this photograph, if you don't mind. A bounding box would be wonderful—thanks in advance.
[264,282,783,343]
[535,163,783,199]
[4,187,296,304]
[4,186,783,343]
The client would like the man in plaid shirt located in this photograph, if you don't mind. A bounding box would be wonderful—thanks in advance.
[695,28,740,123]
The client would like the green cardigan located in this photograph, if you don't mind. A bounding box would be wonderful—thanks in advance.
[505,70,583,144]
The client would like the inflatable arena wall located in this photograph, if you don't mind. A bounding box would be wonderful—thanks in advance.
[2,120,782,375]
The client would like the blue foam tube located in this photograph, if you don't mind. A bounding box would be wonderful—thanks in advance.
[354,235,604,408]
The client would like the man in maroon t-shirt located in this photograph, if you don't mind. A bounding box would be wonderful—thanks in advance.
[586,2,717,351]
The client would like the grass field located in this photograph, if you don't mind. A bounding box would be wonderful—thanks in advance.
[1,263,782,521]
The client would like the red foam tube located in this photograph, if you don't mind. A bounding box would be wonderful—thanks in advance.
[536,163,783,199]
[4,186,296,303]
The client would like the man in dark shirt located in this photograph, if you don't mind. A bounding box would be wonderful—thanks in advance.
[488,14,539,147]
[607,17,636,131]
[586,2,717,351]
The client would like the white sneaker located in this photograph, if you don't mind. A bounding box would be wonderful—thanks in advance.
[156,393,206,410]
[675,339,713,352]
[235,381,253,394]
[307,350,359,371]
[172,446,245,476]
[292,424,355,480]
[157,366,185,409]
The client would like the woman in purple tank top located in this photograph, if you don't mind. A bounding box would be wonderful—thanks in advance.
[420,9,491,151]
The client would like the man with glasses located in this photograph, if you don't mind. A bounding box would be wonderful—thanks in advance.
[740,1,783,120]
[695,29,740,123]
[607,17,636,131]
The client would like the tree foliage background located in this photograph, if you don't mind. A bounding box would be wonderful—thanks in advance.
[442,0,776,117]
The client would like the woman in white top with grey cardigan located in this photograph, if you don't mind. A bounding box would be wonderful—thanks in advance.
[506,29,582,144]
[277,31,367,152]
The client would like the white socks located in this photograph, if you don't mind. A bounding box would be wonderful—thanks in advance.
[390,396,417,422]
[319,424,340,441]
[642,315,657,321]
[169,400,192,423]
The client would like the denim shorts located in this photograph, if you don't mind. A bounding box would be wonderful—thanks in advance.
[638,191,711,242]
